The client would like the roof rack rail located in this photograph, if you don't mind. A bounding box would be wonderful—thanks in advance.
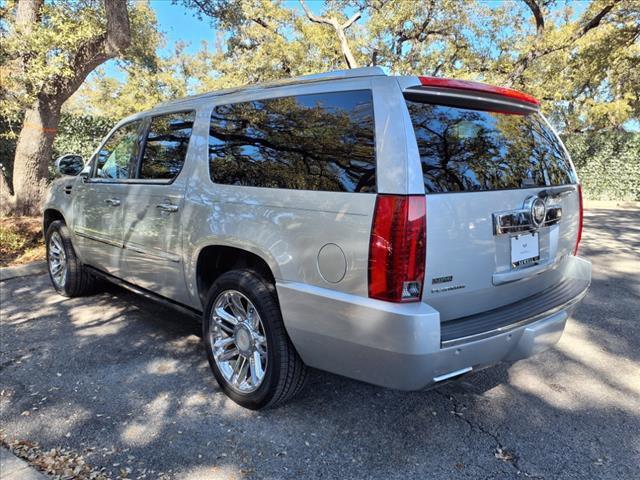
[298,66,385,80]
[154,67,386,109]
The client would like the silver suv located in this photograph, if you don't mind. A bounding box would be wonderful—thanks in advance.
[44,67,591,409]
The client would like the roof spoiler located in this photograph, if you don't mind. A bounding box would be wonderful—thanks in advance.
[402,76,540,114]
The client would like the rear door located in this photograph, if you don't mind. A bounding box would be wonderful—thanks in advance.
[400,83,581,321]
[120,110,196,304]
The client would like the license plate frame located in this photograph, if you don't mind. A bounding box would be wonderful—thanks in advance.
[510,232,540,268]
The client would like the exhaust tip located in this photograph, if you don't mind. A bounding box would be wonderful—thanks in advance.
[433,366,473,383]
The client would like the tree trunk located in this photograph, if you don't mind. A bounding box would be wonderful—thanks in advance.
[5,0,131,216]
[335,28,358,69]
[299,0,361,69]
[11,98,61,215]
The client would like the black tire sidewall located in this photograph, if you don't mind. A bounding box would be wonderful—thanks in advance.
[202,269,284,410]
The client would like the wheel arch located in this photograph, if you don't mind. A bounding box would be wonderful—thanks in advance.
[193,243,278,309]
[43,208,66,235]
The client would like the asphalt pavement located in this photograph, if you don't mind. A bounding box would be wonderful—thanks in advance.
[1,207,639,480]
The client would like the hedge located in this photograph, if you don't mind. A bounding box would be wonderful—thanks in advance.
[564,131,639,201]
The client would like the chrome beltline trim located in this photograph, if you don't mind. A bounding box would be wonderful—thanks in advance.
[74,230,122,248]
[124,242,181,263]
[74,230,180,263]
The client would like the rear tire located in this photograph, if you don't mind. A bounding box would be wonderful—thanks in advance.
[203,269,307,409]
[45,220,97,297]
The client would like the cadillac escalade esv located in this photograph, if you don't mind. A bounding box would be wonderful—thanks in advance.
[43,67,591,409]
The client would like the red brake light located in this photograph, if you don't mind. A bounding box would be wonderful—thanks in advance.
[418,76,540,106]
[574,184,584,255]
[368,195,426,302]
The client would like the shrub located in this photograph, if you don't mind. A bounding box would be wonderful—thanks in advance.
[564,131,640,201]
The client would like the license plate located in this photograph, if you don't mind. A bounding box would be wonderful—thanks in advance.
[510,232,540,268]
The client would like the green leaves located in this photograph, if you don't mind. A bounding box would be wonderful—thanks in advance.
[1,0,160,116]
[52,113,115,164]
[565,132,640,201]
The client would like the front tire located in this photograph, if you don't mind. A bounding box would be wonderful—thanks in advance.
[45,220,96,297]
[203,269,307,409]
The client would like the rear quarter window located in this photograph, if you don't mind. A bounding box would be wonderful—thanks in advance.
[208,90,376,193]
[405,100,577,193]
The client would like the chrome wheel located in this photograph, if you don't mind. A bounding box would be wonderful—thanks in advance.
[48,231,67,288]
[209,290,267,393]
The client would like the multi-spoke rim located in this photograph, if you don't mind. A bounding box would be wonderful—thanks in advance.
[48,231,67,288]
[209,290,267,393]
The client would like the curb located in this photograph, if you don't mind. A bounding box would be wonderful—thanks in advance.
[0,448,47,480]
[0,262,47,282]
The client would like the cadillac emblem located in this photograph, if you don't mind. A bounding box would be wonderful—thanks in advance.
[524,195,547,229]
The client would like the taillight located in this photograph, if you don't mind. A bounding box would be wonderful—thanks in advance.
[574,184,584,255]
[368,195,426,302]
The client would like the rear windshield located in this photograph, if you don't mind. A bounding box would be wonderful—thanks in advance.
[405,100,577,193]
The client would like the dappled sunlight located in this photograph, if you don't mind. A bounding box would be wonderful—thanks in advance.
[1,208,638,478]
[558,322,639,393]
[181,464,243,480]
[145,358,180,375]
[70,313,126,337]
[1,402,93,445]
[67,303,130,325]
[166,334,202,354]
[500,317,640,415]
[3,305,61,325]
[509,356,639,414]
[121,393,171,447]
[182,391,210,408]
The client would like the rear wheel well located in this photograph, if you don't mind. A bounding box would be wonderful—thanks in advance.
[196,246,276,308]
[43,209,65,234]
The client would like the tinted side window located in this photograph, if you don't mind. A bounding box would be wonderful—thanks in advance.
[405,101,576,193]
[139,111,195,180]
[208,90,376,192]
[94,121,142,179]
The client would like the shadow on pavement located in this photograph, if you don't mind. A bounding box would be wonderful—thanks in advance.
[0,208,638,479]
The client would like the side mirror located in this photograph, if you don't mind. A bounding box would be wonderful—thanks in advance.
[55,154,84,176]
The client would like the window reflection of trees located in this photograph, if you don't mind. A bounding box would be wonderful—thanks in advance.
[208,91,376,193]
[95,121,141,179]
[406,102,576,193]
[140,112,195,180]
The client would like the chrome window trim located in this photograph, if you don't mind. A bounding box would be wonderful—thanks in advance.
[135,109,196,182]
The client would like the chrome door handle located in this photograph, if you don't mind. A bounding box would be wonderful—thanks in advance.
[105,198,121,206]
[156,203,179,213]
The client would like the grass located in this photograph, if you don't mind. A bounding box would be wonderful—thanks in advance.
[0,216,45,267]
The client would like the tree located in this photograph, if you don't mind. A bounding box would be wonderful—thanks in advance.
[362,0,638,132]
[1,0,158,215]
[364,0,480,76]
[65,42,195,120]
[299,0,362,68]
[177,0,366,88]
[58,0,640,137]
[491,0,639,132]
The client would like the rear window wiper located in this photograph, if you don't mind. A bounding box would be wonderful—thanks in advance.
[537,185,576,199]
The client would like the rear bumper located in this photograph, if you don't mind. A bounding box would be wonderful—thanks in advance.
[276,256,591,390]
